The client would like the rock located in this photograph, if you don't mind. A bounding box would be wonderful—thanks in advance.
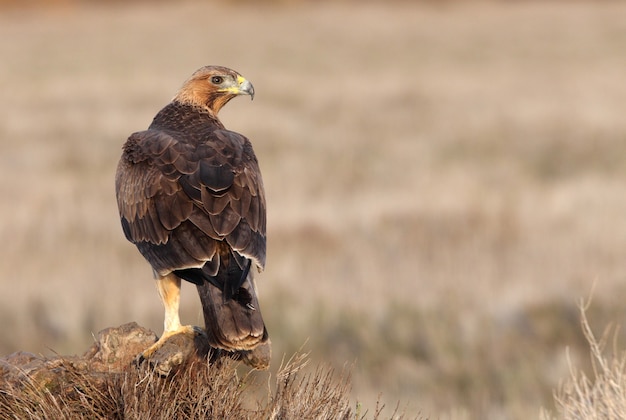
[84,322,158,372]
[0,320,269,407]
[0,323,206,394]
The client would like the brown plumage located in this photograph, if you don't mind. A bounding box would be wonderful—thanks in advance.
[115,66,269,366]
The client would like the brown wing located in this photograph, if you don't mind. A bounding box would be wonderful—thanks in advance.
[115,128,266,276]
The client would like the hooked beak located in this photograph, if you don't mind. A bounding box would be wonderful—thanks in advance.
[219,75,254,100]
[237,76,255,100]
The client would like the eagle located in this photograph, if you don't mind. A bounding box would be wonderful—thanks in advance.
[115,66,270,368]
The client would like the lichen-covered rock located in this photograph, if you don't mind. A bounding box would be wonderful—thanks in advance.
[0,323,211,395]
[83,322,158,372]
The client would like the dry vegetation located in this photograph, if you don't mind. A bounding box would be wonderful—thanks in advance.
[542,302,626,420]
[2,323,394,419]
[1,1,626,418]
[0,349,361,419]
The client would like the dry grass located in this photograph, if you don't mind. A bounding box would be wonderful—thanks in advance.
[1,1,626,418]
[542,301,626,420]
[0,352,394,419]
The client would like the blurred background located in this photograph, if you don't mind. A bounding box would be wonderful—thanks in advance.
[1,1,626,418]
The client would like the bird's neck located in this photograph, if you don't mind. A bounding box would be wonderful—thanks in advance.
[150,102,224,132]
[173,85,234,115]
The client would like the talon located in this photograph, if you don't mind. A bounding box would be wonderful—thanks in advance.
[133,353,146,367]
[138,325,199,362]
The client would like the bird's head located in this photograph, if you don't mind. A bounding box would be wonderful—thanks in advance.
[173,65,255,114]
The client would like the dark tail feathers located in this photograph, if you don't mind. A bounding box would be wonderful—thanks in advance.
[195,267,269,355]
[178,253,269,366]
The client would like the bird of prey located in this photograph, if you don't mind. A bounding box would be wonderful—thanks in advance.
[115,66,269,367]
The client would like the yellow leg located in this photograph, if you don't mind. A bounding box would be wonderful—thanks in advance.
[140,273,198,359]
[159,273,182,333]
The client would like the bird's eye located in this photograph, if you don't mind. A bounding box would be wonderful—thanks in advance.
[211,76,223,84]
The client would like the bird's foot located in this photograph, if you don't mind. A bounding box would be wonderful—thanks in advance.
[135,325,206,375]
[139,325,202,359]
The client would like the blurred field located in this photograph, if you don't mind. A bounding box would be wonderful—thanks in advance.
[2,1,626,418]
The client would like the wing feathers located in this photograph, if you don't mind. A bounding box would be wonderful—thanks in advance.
[199,161,235,191]
[246,194,262,232]
[201,187,231,215]
[179,174,202,202]
[187,207,221,240]
[155,190,193,231]
[173,154,198,174]
[209,204,241,236]
[116,115,266,279]
[172,222,218,262]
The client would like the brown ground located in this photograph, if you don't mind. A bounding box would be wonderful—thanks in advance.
[1,1,626,418]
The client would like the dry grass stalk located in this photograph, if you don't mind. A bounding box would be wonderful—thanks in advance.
[542,299,626,419]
